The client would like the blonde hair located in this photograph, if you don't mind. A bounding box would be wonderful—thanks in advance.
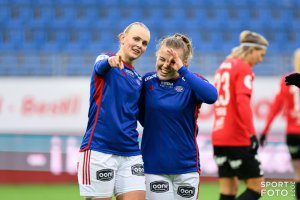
[294,48,300,72]
[156,33,193,66]
[229,30,269,59]
[118,22,150,38]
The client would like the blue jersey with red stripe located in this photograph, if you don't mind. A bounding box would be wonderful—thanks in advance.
[140,67,217,174]
[80,53,142,156]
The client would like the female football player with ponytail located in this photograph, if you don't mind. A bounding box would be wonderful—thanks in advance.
[212,30,269,200]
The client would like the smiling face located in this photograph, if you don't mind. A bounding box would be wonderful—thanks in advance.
[118,24,150,64]
[156,45,184,80]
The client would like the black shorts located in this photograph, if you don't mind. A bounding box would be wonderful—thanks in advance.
[213,146,263,180]
[286,134,300,160]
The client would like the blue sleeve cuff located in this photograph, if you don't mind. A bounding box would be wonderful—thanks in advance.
[177,66,189,77]
[94,58,112,75]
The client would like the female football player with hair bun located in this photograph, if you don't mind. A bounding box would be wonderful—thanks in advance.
[140,33,217,200]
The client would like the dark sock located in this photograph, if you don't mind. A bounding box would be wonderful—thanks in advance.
[235,188,261,200]
[296,182,300,200]
[219,193,235,200]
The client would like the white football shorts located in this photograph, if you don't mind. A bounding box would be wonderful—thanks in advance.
[78,150,146,198]
[145,172,200,200]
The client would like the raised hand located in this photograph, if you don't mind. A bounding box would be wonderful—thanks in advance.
[108,55,124,70]
[166,48,184,71]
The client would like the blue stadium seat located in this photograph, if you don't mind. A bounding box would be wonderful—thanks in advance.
[55,0,81,5]
[191,8,208,26]
[87,30,119,52]
[208,0,230,7]
[98,0,119,7]
[0,0,9,5]
[0,32,16,51]
[5,6,32,28]
[8,30,24,49]
[188,31,203,51]
[143,0,167,7]
[30,6,54,28]
[76,0,95,6]
[291,18,300,30]
[11,0,32,6]
[51,6,76,29]
[31,0,56,6]
[147,7,165,23]
[65,56,92,75]
[0,7,9,24]
[42,30,69,51]
[31,30,47,48]
[120,0,143,7]
[65,30,91,51]
[1,56,18,71]
[118,8,144,26]
[225,0,250,7]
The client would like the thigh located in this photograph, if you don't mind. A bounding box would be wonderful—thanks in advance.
[77,150,117,198]
[145,174,174,200]
[213,146,235,178]
[115,155,146,197]
[173,172,200,200]
[234,147,263,180]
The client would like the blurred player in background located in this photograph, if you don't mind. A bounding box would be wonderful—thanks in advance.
[260,48,300,200]
[212,30,269,200]
[285,71,300,88]
[77,22,150,200]
[139,33,217,200]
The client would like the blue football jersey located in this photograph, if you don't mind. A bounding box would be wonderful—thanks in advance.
[80,53,142,156]
[140,67,217,174]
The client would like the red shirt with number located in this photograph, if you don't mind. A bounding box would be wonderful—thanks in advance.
[262,72,300,135]
[212,57,255,146]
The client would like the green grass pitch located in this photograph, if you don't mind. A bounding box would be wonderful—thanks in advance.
[0,182,295,200]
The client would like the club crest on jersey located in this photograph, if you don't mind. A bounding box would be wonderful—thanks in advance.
[243,75,253,89]
[175,86,184,92]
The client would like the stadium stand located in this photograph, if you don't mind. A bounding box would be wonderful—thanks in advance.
[0,0,299,76]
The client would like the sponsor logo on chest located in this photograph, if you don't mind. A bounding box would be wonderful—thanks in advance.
[145,74,157,82]
[160,81,174,88]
